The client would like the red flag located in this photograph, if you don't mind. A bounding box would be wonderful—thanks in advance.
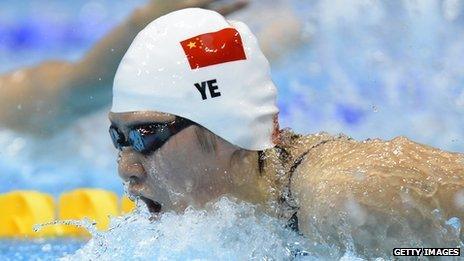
[180,28,247,69]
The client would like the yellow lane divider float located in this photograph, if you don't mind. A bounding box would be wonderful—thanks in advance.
[0,189,136,238]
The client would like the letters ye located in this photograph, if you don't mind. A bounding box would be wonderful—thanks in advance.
[194,79,221,100]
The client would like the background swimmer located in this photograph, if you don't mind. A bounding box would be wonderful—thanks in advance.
[0,0,304,136]
[109,8,464,257]
[0,0,247,134]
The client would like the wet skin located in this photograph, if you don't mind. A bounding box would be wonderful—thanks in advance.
[108,111,276,215]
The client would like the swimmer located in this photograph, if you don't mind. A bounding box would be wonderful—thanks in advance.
[0,0,247,135]
[0,0,304,136]
[109,9,464,257]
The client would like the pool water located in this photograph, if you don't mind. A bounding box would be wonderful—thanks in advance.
[1,0,464,259]
[12,198,363,260]
[0,239,85,261]
[3,197,462,260]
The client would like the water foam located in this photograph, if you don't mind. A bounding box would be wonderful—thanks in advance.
[61,197,328,260]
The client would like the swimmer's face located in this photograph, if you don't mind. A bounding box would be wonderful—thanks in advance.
[108,111,238,214]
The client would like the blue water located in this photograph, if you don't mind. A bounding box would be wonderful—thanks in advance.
[0,0,146,73]
[1,0,463,259]
[0,239,84,260]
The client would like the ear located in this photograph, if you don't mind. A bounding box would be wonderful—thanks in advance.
[271,114,281,145]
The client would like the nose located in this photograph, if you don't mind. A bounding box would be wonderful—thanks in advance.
[118,148,147,193]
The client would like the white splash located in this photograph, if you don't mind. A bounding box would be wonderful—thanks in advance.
[61,197,325,260]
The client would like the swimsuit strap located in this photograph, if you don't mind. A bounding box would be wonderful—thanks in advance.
[282,149,310,233]
[281,137,340,232]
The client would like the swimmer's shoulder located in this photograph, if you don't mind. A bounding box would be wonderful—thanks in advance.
[288,131,464,190]
[276,129,464,182]
[269,129,355,181]
[277,128,354,160]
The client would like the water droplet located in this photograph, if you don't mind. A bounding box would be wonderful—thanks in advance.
[41,244,52,252]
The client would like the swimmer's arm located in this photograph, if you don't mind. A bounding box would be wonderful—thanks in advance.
[290,136,464,247]
[73,0,248,92]
[0,0,247,134]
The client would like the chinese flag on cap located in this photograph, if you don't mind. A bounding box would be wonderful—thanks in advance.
[180,28,247,69]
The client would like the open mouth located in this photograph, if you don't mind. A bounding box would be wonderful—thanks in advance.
[140,196,162,215]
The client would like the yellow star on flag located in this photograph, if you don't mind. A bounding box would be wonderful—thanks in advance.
[187,41,197,49]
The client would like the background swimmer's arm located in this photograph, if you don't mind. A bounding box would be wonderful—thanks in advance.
[0,0,247,135]
[71,0,249,99]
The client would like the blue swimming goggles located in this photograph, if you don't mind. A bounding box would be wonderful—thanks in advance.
[109,117,195,154]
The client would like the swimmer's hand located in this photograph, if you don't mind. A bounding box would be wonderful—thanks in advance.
[0,0,247,135]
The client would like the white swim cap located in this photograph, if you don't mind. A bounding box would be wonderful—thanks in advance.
[112,8,279,150]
